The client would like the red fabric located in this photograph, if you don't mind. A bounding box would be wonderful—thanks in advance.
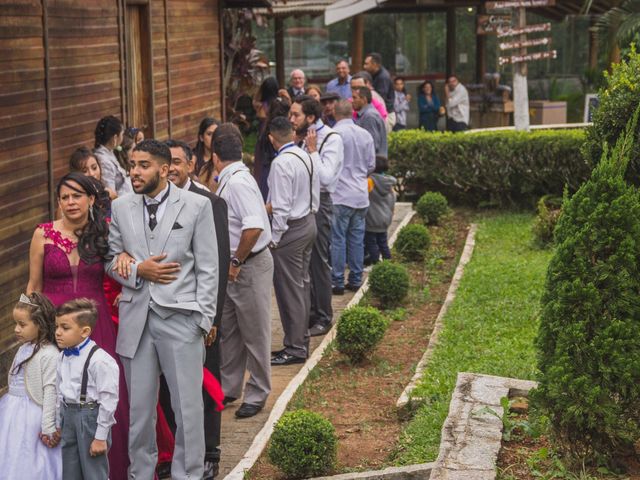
[102,275,121,325]
[203,367,225,412]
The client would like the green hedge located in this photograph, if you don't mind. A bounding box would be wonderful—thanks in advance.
[388,128,591,206]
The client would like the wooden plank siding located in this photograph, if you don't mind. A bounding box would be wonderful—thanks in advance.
[0,0,222,386]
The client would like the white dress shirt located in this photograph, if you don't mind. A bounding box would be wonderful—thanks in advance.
[56,339,119,441]
[216,161,271,254]
[307,120,344,194]
[447,83,470,125]
[331,119,376,209]
[267,142,320,244]
[143,182,170,225]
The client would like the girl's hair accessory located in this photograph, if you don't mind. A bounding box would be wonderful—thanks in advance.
[19,293,38,307]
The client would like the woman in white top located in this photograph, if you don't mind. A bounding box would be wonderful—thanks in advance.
[93,116,132,197]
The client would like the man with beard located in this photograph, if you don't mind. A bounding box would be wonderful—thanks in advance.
[289,95,344,337]
[267,117,319,365]
[320,91,340,127]
[157,139,229,479]
[107,139,218,479]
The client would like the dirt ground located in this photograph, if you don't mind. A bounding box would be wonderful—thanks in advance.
[497,409,640,480]
[248,212,471,479]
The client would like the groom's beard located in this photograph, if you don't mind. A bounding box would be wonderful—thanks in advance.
[133,171,161,195]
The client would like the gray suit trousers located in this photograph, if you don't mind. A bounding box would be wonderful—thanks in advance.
[272,214,317,358]
[61,405,110,480]
[310,192,334,327]
[122,310,205,480]
[220,249,274,405]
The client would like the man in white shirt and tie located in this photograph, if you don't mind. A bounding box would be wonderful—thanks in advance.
[289,95,344,337]
[267,117,319,366]
[212,124,275,419]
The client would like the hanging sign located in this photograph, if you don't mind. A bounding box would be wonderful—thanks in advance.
[497,22,551,37]
[477,14,512,35]
[499,37,552,50]
[499,50,557,65]
[487,0,555,8]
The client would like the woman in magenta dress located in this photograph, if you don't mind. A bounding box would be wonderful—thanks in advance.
[26,172,129,480]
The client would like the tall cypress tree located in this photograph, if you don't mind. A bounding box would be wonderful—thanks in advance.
[534,111,640,465]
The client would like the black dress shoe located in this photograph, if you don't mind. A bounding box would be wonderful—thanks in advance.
[309,323,332,337]
[235,403,263,418]
[271,347,286,356]
[223,396,237,406]
[332,286,345,295]
[271,351,306,366]
[156,462,172,479]
[204,459,219,479]
[345,283,361,292]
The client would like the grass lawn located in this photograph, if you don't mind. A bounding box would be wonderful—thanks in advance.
[393,212,553,465]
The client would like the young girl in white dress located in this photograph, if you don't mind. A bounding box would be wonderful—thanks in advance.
[0,292,62,479]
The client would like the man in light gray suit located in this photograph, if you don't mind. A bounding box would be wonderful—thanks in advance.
[107,139,218,479]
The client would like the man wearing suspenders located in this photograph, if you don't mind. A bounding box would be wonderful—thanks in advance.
[267,117,320,366]
[289,96,344,337]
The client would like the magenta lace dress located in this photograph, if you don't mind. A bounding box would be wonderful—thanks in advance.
[39,223,129,480]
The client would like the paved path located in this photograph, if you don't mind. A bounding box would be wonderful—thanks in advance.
[218,203,414,478]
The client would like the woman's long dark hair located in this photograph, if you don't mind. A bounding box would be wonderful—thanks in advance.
[257,96,291,165]
[115,130,134,172]
[259,77,280,104]
[419,80,436,98]
[12,292,57,374]
[56,172,109,263]
[193,117,220,174]
[94,115,123,150]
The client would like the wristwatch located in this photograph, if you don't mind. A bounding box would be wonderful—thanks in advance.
[230,256,243,268]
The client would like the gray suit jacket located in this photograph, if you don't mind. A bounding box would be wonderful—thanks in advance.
[106,185,219,359]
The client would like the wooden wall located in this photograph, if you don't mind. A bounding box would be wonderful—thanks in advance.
[0,0,222,384]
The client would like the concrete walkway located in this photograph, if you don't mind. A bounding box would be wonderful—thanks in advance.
[218,202,414,478]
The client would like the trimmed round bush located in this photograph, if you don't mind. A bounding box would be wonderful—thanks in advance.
[268,410,337,478]
[368,260,410,308]
[416,191,449,224]
[336,306,389,363]
[395,224,431,260]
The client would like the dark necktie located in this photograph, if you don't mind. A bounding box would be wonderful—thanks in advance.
[144,186,171,231]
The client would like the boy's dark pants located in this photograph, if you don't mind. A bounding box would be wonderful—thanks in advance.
[61,403,110,480]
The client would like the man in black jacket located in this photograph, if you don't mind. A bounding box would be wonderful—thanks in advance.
[158,139,230,479]
[364,52,396,129]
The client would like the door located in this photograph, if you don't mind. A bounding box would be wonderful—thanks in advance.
[126,3,154,138]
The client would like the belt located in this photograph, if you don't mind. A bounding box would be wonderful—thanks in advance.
[246,246,267,261]
[63,399,99,409]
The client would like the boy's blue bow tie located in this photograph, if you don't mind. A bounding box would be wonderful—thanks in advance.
[63,338,90,357]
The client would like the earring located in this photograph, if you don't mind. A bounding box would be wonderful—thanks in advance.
[89,207,95,222]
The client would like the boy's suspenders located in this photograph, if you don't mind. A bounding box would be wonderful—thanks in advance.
[284,151,314,213]
[80,345,101,403]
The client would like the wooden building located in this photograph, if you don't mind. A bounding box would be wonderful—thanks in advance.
[0,0,266,382]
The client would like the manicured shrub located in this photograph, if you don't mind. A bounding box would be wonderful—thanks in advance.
[533,114,640,465]
[336,306,389,363]
[583,45,640,181]
[531,195,562,248]
[268,410,337,479]
[416,191,449,224]
[388,128,589,206]
[368,260,410,308]
[394,224,431,261]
